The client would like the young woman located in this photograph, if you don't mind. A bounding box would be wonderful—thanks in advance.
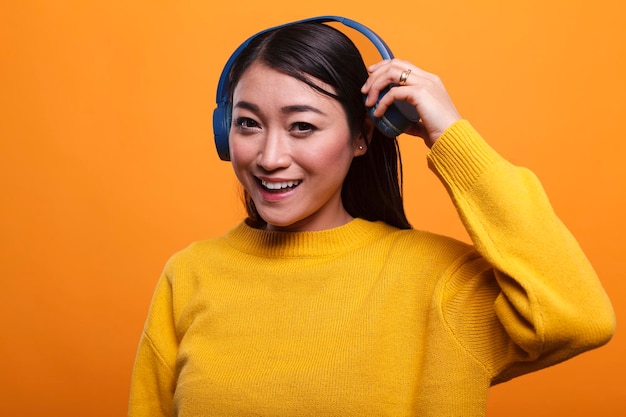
[128,19,615,417]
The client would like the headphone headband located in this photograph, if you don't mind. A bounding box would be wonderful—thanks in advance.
[212,16,418,161]
[215,16,394,108]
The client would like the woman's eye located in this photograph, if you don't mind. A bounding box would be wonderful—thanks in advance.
[291,122,316,134]
[234,117,258,130]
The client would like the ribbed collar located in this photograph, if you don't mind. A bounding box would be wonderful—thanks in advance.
[224,218,394,259]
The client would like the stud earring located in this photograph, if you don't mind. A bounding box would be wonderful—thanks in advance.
[358,145,364,150]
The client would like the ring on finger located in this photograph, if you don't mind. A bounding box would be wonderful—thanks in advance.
[399,69,411,86]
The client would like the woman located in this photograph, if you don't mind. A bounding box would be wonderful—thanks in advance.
[128,19,615,416]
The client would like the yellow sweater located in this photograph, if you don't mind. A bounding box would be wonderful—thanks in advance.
[128,120,615,417]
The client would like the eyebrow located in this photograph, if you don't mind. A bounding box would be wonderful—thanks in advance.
[281,104,326,116]
[233,101,327,116]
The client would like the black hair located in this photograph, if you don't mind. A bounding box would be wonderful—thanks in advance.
[227,22,411,230]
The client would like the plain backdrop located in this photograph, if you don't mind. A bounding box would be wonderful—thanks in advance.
[0,1,624,416]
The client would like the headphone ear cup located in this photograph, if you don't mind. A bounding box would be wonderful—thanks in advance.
[213,104,232,161]
[368,105,401,138]
[366,87,420,138]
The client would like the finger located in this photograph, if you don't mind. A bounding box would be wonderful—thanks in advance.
[366,59,393,73]
[363,60,421,107]
[371,85,415,117]
[361,60,395,106]
[371,69,444,117]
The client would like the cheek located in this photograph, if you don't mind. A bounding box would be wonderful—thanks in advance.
[229,140,256,182]
[230,133,259,163]
[305,139,355,172]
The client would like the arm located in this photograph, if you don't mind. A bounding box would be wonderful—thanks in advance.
[363,60,615,381]
[128,274,178,416]
[428,120,615,382]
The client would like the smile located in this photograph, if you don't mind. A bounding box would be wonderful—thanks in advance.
[259,179,302,192]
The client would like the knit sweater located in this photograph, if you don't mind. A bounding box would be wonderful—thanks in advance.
[128,120,615,417]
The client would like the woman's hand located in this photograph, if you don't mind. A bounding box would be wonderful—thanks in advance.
[361,59,461,147]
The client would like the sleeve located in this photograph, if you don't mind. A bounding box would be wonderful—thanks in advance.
[426,120,616,384]
[128,272,179,416]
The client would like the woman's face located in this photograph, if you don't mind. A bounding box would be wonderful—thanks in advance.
[229,62,367,232]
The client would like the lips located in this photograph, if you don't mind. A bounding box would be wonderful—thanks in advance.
[259,179,302,192]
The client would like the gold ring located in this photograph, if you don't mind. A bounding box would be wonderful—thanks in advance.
[399,69,411,86]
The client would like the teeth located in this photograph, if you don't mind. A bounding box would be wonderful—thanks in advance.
[261,180,301,190]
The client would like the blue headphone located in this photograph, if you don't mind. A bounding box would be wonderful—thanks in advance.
[212,15,420,161]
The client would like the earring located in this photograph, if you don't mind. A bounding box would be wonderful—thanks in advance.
[358,145,364,150]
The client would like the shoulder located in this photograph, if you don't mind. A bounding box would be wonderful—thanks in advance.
[162,224,245,275]
[365,222,478,277]
[385,224,473,258]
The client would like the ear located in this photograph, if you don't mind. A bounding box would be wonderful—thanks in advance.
[353,118,374,157]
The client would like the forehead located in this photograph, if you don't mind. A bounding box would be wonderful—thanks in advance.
[232,62,339,107]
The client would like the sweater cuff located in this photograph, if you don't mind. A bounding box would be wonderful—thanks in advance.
[426,120,502,192]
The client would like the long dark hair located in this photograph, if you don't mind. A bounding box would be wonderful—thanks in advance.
[227,22,412,230]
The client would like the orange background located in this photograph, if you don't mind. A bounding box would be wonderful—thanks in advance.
[1,1,624,416]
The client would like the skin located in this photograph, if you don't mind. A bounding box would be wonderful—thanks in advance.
[230,58,462,232]
[229,62,368,232]
[361,59,462,148]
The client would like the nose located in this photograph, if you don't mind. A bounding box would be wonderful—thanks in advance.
[256,130,291,171]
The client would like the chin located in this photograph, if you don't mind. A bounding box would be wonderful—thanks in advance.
[264,219,299,231]
[262,215,307,232]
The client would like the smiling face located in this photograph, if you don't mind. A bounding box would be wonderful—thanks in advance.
[229,62,367,232]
